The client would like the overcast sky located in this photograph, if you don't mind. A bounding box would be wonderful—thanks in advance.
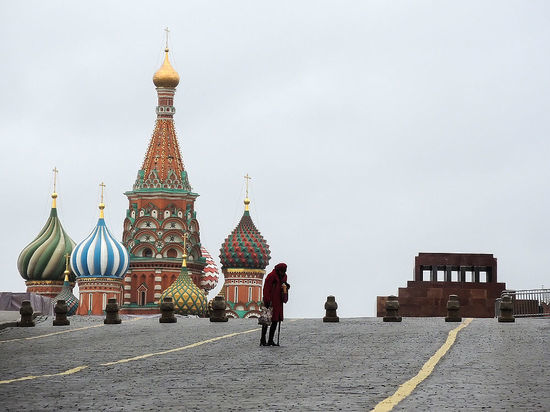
[2,1,549,317]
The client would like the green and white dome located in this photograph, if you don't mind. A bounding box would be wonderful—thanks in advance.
[17,193,76,282]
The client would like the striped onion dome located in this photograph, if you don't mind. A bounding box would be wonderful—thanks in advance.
[17,193,76,282]
[160,264,207,316]
[53,259,79,316]
[71,203,129,278]
[219,202,270,269]
[200,246,219,292]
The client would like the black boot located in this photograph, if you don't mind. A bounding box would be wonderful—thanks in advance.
[267,322,279,346]
[260,325,268,346]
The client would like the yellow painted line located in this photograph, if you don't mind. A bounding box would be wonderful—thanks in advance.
[0,365,88,385]
[0,324,105,343]
[101,327,260,366]
[0,317,144,343]
[0,320,285,384]
[371,318,473,412]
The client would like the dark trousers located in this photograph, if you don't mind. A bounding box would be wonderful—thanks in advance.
[261,321,279,343]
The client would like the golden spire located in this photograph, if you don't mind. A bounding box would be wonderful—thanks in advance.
[99,182,106,219]
[153,28,180,88]
[182,233,188,268]
[64,253,70,282]
[51,167,59,208]
[244,173,251,211]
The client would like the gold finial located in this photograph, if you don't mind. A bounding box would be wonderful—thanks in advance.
[51,167,59,208]
[164,27,170,52]
[182,233,188,268]
[153,30,180,88]
[64,253,70,282]
[99,182,106,218]
[244,173,251,211]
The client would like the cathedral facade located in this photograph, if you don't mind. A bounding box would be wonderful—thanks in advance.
[120,46,218,314]
[16,39,280,318]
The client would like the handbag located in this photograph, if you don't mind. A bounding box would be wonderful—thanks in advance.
[258,305,272,326]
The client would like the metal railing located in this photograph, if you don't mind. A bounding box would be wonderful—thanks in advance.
[497,289,550,318]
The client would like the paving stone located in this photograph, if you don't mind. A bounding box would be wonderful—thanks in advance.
[0,317,548,410]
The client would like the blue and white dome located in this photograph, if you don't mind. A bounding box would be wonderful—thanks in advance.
[71,204,129,278]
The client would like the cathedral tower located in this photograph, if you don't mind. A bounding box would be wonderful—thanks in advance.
[121,37,217,314]
[72,183,129,315]
[219,176,271,318]
[17,169,76,298]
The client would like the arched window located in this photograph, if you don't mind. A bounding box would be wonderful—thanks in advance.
[143,248,153,258]
[139,291,146,306]
[248,287,252,302]
[167,249,177,258]
[235,286,238,302]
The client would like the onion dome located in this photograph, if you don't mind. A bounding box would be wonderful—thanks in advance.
[53,254,79,316]
[153,48,180,88]
[71,194,129,278]
[160,237,207,316]
[17,192,76,282]
[200,246,219,292]
[219,197,271,269]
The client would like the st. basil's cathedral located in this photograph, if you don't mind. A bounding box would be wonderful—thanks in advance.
[16,39,272,319]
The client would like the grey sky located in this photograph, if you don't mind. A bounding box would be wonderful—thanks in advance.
[2,1,549,317]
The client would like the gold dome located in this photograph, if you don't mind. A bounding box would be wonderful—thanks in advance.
[153,48,180,88]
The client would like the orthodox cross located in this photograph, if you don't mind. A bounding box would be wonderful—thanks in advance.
[65,253,70,271]
[244,173,252,198]
[99,182,106,203]
[164,27,170,49]
[52,167,59,192]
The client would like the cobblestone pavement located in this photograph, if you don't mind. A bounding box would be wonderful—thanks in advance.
[0,316,548,411]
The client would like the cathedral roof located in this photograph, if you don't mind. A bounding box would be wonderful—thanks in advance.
[160,237,207,315]
[71,193,129,279]
[200,246,219,292]
[153,48,180,88]
[219,198,271,270]
[17,192,76,282]
[131,44,193,193]
[136,120,189,190]
[53,256,79,316]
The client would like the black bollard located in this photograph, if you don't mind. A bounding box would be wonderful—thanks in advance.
[18,301,35,327]
[159,297,177,323]
[383,295,402,322]
[53,300,70,326]
[104,298,122,324]
[210,296,228,322]
[323,296,339,322]
[445,295,462,322]
[498,295,515,323]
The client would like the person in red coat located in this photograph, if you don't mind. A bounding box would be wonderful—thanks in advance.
[261,262,290,346]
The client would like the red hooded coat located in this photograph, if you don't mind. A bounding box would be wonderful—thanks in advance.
[263,263,288,322]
